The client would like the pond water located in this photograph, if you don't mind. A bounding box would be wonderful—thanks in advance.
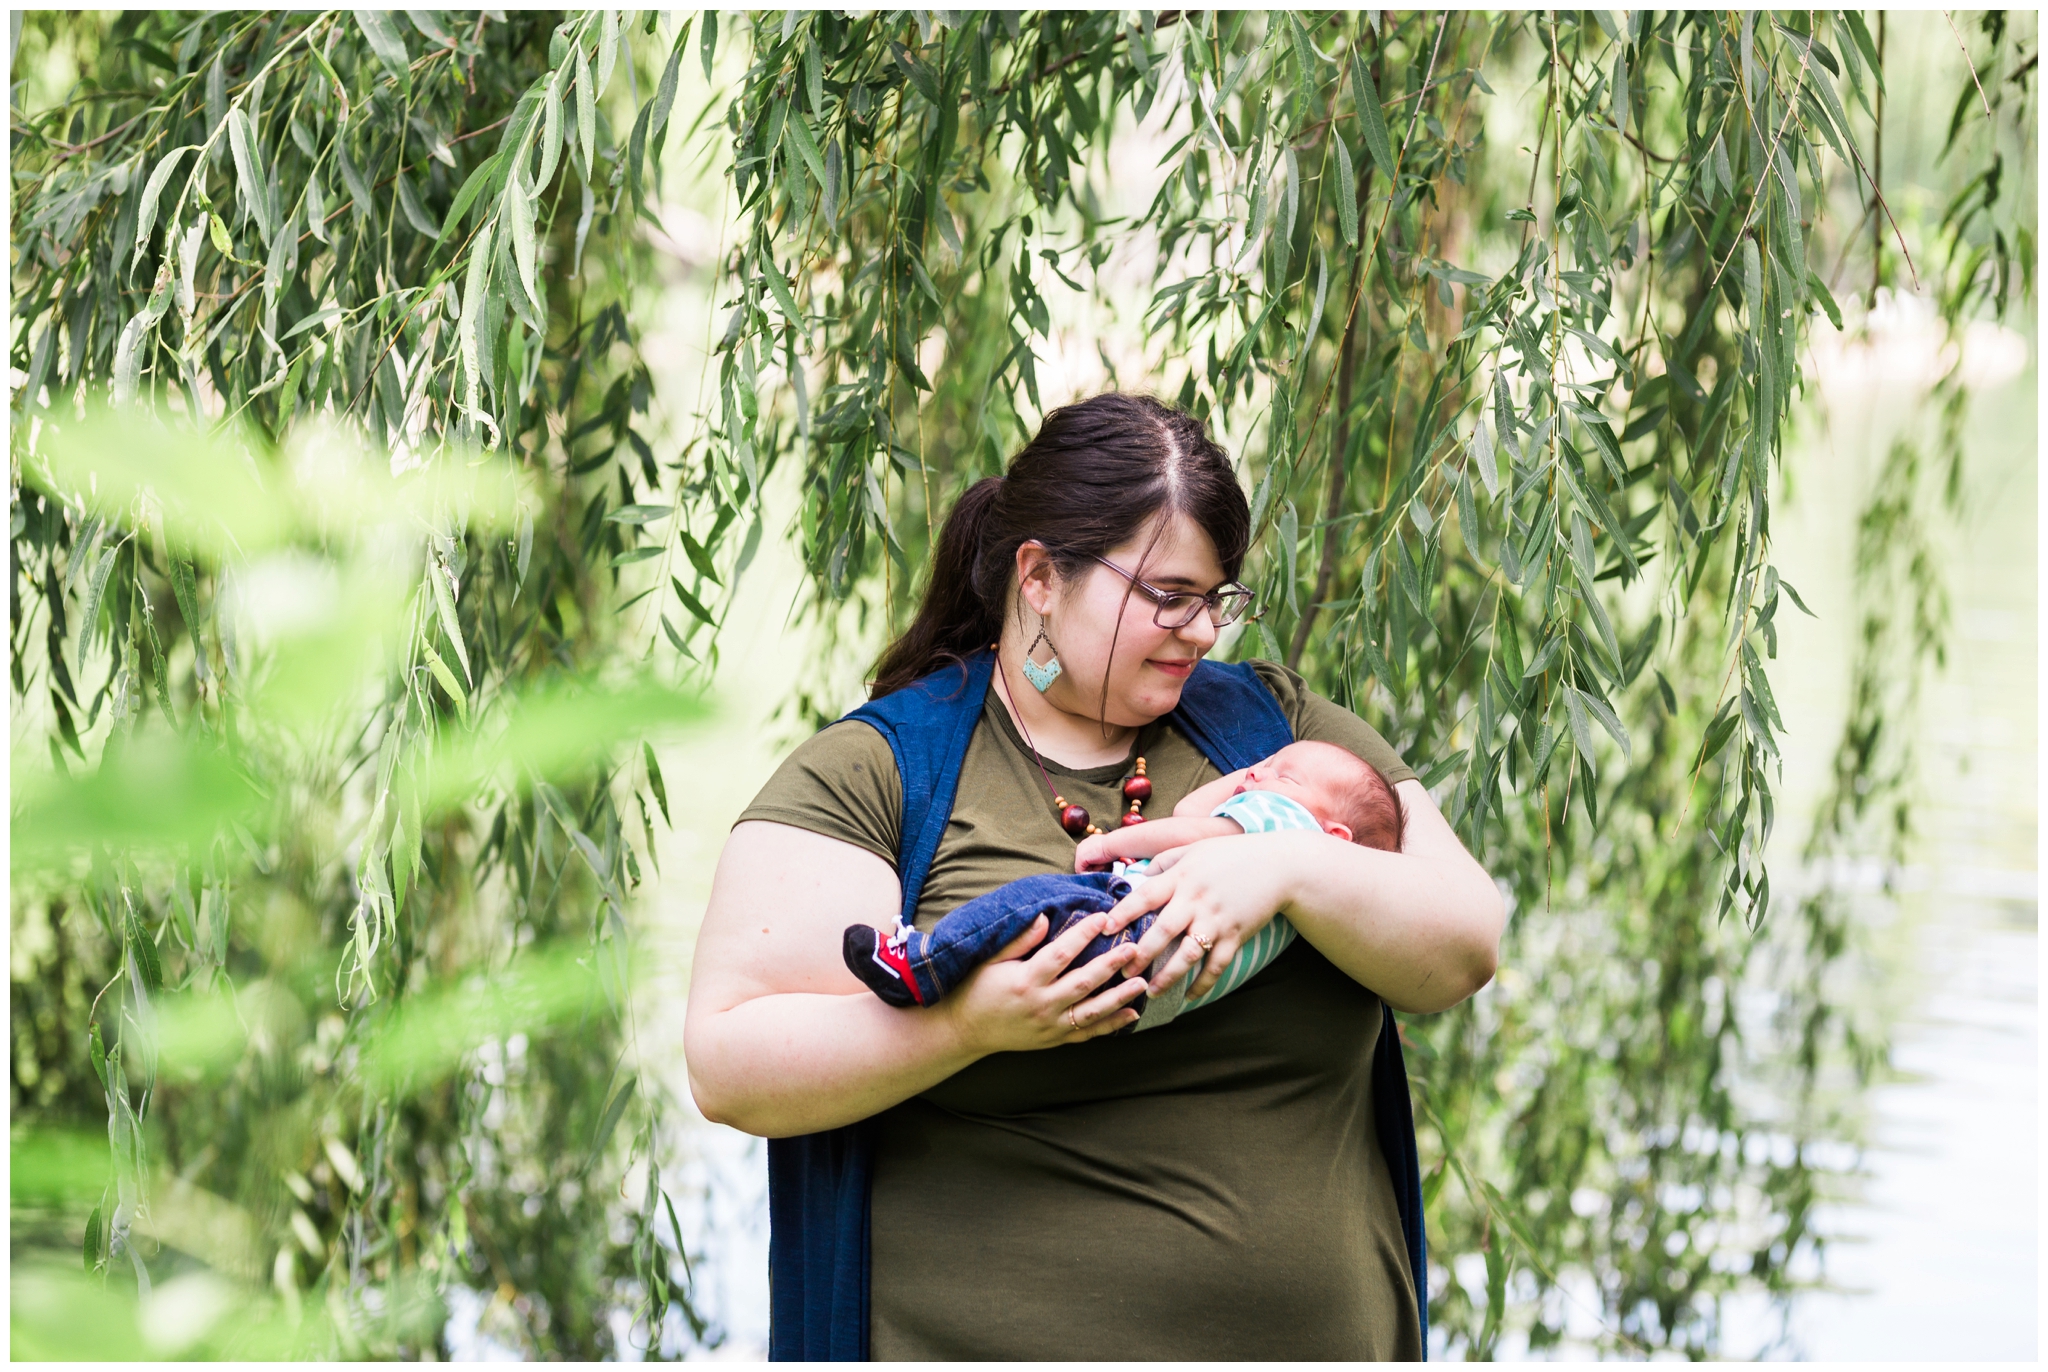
[612,306,2035,1362]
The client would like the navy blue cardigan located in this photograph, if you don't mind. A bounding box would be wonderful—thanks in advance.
[764,650,1427,1358]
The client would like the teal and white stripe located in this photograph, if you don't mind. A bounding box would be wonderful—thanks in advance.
[1182,916,1297,1009]
[1210,787,1322,836]
[1179,787,1320,1014]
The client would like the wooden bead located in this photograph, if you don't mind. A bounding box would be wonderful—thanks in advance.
[1122,775,1153,802]
[1060,804,1092,836]
[1120,811,1146,826]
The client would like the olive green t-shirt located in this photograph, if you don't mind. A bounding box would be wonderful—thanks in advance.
[736,659,1423,1360]
[740,659,1415,933]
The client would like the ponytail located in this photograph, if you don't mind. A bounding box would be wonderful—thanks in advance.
[870,476,1005,698]
[868,393,1248,700]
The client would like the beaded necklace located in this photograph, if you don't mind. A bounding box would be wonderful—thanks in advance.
[991,643,1152,839]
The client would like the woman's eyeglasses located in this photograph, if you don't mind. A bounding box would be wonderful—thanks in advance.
[1091,556,1255,629]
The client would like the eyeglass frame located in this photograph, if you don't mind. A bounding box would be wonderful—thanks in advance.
[1088,554,1256,630]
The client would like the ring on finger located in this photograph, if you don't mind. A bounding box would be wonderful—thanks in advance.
[1190,931,1214,953]
[1066,1006,1080,1029]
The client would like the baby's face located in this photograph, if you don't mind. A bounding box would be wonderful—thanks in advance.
[1233,742,1350,825]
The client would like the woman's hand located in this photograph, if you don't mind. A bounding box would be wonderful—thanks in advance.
[1105,833,1300,1000]
[941,913,1147,1053]
[1109,782,1504,1015]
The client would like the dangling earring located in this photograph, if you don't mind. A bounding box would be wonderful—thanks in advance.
[1021,626,1063,692]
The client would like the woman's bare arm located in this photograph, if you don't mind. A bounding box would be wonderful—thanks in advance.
[1281,779,1503,1011]
[1109,779,1503,1015]
[683,821,1145,1138]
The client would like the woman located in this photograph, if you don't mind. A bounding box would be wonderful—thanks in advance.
[684,393,1503,1360]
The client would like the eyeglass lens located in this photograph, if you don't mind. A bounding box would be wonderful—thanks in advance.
[1154,588,1252,629]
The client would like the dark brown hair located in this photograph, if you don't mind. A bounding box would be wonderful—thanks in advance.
[1339,758,1408,853]
[871,393,1249,699]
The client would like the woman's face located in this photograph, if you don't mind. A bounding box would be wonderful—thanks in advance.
[1018,509,1230,728]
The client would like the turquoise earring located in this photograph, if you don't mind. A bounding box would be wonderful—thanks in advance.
[1021,627,1062,692]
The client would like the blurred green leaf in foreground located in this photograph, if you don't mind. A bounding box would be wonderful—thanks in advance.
[12,10,724,1358]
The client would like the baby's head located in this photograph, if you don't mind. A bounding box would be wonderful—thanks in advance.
[1237,740,1405,851]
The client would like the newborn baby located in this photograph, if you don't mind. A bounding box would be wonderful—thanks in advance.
[843,741,1404,1029]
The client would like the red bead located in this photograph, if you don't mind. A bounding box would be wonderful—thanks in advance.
[1122,775,1153,802]
[1120,811,1146,826]
[1060,804,1091,836]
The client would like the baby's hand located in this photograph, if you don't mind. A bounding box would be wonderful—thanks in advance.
[1075,815,1244,872]
[1074,829,1128,872]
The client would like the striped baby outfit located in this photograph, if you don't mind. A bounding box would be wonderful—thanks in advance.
[1121,788,1321,1026]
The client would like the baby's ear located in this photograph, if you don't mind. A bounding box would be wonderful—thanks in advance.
[1323,820,1354,844]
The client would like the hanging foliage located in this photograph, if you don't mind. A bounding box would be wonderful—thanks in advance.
[701,9,2033,1354]
[11,10,712,1357]
[11,8,2032,1359]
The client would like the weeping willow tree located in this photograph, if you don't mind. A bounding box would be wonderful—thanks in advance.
[12,8,2032,1362]
[11,10,719,1358]
[693,9,2034,1357]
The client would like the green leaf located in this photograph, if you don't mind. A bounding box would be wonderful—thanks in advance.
[643,742,671,825]
[699,10,718,82]
[1470,418,1498,496]
[1298,247,1329,367]
[1564,685,1598,771]
[428,559,471,685]
[1843,12,1885,93]
[356,10,414,94]
[783,114,829,193]
[651,40,684,144]
[334,139,374,225]
[736,515,764,575]
[131,146,188,270]
[678,529,721,585]
[84,1204,103,1272]
[227,108,275,246]
[437,152,502,248]
[507,171,543,317]
[610,547,665,566]
[575,43,596,176]
[587,1076,637,1168]
[459,218,496,407]
[805,32,826,117]
[405,9,456,47]
[89,1022,107,1088]
[1522,632,1562,680]
[1418,748,1469,790]
[600,8,620,95]
[607,504,674,525]
[892,40,941,106]
[1742,238,1764,334]
[1350,56,1396,180]
[1806,271,1843,330]
[422,641,467,715]
[537,67,564,190]
[1576,685,1631,763]
[1781,577,1817,618]
[670,575,715,626]
[128,915,163,994]
[1332,136,1359,247]
[396,168,440,237]
[659,613,693,656]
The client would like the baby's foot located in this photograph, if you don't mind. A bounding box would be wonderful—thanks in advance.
[843,925,925,1007]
